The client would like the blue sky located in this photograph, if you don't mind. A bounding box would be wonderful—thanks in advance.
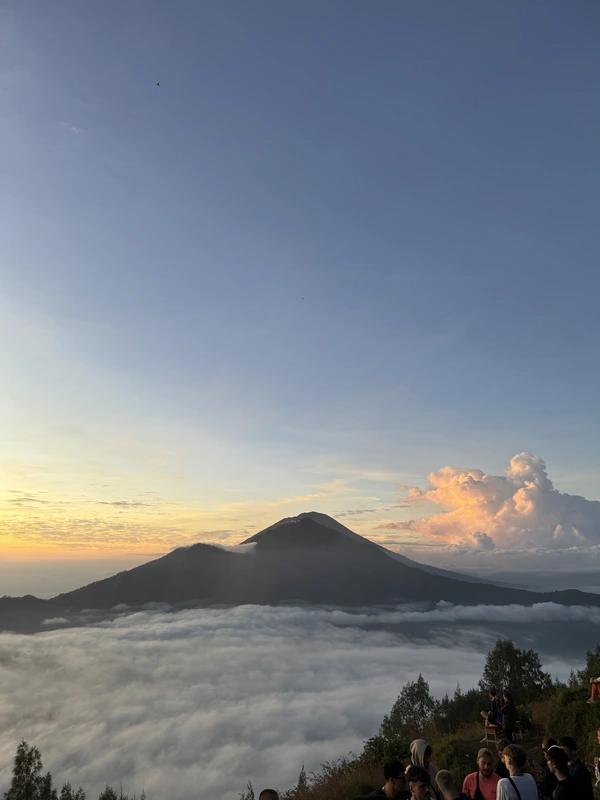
[1,2,600,579]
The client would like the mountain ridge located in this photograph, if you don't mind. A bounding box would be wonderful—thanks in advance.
[1,512,599,631]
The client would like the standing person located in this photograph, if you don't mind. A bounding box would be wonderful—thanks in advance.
[435,770,469,800]
[496,744,538,800]
[557,736,593,800]
[539,738,558,800]
[410,739,440,798]
[500,690,517,744]
[462,748,499,800]
[480,689,501,729]
[545,746,577,800]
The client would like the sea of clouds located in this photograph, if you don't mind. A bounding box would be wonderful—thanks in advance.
[0,604,596,800]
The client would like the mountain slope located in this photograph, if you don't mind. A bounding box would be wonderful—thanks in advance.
[1,512,599,631]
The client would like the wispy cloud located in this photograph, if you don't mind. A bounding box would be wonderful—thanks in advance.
[96,500,153,508]
[60,122,84,135]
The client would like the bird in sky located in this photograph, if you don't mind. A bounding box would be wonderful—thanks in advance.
[155,81,160,87]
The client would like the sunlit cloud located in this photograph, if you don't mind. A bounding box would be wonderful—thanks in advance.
[394,453,600,552]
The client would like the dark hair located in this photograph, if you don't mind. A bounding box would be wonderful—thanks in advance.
[497,738,509,751]
[558,736,577,752]
[489,688,497,697]
[503,745,527,770]
[546,746,569,774]
[502,689,514,704]
[259,791,279,800]
[407,766,431,786]
[542,737,557,751]
[384,761,405,781]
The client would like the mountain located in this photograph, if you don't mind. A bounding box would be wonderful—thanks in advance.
[1,512,599,631]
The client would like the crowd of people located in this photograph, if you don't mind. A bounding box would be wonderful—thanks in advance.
[255,685,599,800]
[354,733,598,800]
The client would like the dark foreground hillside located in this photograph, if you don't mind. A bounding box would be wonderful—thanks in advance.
[264,639,600,800]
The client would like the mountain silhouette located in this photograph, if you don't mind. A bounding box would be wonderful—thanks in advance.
[1,512,598,631]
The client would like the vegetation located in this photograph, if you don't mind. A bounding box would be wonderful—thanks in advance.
[2,742,144,800]
[276,639,600,800]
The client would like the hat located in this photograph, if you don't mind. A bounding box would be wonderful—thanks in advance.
[545,745,569,773]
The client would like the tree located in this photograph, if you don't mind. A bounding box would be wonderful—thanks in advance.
[434,686,487,734]
[4,741,44,800]
[97,790,118,800]
[379,674,437,738]
[37,775,56,800]
[238,782,255,800]
[60,786,85,800]
[480,640,552,703]
[362,732,409,764]
[575,644,600,687]
[295,765,308,795]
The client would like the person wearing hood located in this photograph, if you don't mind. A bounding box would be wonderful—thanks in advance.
[410,739,440,799]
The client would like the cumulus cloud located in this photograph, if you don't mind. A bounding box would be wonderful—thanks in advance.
[404,453,600,551]
[470,532,496,551]
[0,604,586,800]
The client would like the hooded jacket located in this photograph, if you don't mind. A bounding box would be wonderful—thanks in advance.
[410,739,440,798]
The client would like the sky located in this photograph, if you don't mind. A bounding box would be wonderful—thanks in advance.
[1,2,600,590]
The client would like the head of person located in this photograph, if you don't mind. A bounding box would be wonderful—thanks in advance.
[502,689,513,705]
[259,791,279,800]
[545,746,569,778]
[435,769,460,800]
[542,737,557,753]
[489,687,497,700]
[410,739,433,769]
[407,766,431,800]
[558,736,577,762]
[383,761,406,798]
[502,744,527,774]
[476,748,496,778]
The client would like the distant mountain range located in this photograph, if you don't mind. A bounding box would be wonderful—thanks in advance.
[2,512,599,632]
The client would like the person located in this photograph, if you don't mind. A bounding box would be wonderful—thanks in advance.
[500,690,517,743]
[496,744,538,800]
[588,676,600,703]
[539,738,558,800]
[495,740,509,779]
[595,728,600,788]
[365,761,410,799]
[435,770,468,800]
[544,745,577,800]
[558,736,594,800]
[462,748,500,800]
[259,791,279,800]
[410,739,440,798]
[480,688,501,730]
[408,767,431,800]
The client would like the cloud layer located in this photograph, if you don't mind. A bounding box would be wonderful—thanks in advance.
[403,453,600,552]
[0,604,587,800]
